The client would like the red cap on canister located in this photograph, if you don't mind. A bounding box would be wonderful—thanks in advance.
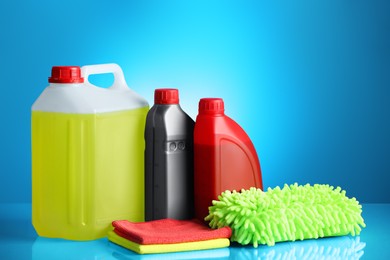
[48,66,84,83]
[198,98,225,115]
[154,89,179,104]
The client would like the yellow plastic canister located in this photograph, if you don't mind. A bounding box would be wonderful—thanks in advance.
[32,64,149,240]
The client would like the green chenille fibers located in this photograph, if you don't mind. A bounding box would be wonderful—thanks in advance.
[205,183,366,247]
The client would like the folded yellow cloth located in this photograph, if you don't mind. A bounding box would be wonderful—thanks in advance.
[107,230,230,254]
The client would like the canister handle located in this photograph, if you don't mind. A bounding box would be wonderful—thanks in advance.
[81,63,128,90]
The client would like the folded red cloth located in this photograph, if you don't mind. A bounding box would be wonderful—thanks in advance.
[112,218,232,245]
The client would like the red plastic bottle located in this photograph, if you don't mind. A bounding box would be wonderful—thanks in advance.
[194,98,263,221]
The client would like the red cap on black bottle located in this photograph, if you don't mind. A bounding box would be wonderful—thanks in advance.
[154,89,179,104]
[198,98,225,115]
[49,66,84,83]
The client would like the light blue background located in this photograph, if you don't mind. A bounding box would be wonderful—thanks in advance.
[0,0,389,203]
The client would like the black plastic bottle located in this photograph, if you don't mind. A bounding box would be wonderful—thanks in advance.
[145,89,195,221]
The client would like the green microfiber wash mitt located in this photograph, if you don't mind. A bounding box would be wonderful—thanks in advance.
[205,183,366,247]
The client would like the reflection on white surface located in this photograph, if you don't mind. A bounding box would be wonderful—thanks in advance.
[32,237,112,260]
[32,237,230,260]
[32,235,364,260]
[108,242,230,260]
[229,236,365,259]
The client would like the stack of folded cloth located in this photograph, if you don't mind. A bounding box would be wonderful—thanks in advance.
[108,218,232,254]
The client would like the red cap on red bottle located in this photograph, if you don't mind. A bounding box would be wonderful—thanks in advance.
[48,66,84,83]
[199,98,225,115]
[154,89,179,104]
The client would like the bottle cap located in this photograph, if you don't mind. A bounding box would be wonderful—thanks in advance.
[49,66,84,83]
[154,89,179,104]
[199,98,225,115]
